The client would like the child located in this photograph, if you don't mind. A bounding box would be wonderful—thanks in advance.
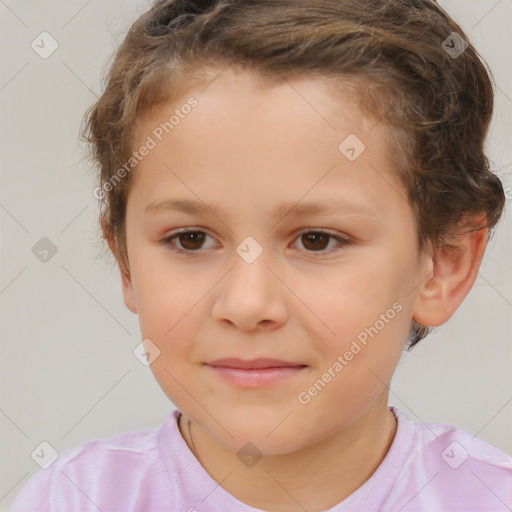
[10,0,511,511]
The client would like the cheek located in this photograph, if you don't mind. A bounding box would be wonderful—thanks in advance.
[306,250,411,380]
[131,256,196,342]
[318,253,407,338]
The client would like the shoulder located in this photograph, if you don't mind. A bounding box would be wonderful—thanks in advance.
[390,407,512,511]
[9,415,177,512]
[406,410,512,470]
[49,420,161,476]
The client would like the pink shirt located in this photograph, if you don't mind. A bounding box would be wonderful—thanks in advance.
[9,407,512,511]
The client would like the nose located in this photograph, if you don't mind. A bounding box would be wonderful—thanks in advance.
[211,248,289,332]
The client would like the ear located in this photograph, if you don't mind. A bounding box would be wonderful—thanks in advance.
[412,214,489,327]
[119,266,138,315]
[102,217,138,315]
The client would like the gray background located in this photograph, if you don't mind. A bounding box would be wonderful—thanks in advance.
[1,0,511,510]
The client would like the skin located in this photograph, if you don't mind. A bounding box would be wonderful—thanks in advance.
[107,67,489,511]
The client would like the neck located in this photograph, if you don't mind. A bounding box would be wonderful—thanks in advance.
[179,397,397,512]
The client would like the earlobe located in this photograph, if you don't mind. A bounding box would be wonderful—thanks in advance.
[120,269,138,314]
[412,215,489,328]
[102,217,138,315]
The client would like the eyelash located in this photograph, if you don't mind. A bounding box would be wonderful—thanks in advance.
[160,229,352,256]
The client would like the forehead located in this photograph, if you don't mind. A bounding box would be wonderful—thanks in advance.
[129,67,408,219]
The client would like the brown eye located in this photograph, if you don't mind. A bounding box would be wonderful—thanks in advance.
[176,231,206,250]
[293,230,351,255]
[161,230,215,253]
[300,232,331,251]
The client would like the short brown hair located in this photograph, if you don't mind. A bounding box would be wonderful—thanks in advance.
[81,0,506,350]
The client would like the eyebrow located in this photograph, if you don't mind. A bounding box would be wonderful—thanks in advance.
[144,197,378,220]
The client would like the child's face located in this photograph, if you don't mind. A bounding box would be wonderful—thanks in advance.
[122,68,431,453]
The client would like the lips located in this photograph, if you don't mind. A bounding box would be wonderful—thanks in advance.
[205,358,307,370]
[204,358,308,388]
